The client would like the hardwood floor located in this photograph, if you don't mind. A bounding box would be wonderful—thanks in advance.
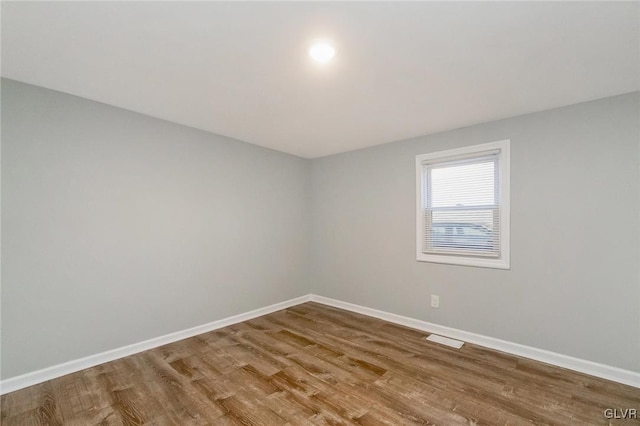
[1,302,639,425]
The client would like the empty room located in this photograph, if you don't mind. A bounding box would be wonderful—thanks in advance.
[1,1,639,425]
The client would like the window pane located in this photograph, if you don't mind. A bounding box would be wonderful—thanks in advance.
[428,209,498,256]
[430,161,495,208]
[425,158,499,256]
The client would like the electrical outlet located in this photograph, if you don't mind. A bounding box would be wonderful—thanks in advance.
[431,294,440,308]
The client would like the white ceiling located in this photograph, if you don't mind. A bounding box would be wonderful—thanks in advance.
[2,2,639,158]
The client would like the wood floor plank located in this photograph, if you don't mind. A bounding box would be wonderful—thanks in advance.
[2,302,639,425]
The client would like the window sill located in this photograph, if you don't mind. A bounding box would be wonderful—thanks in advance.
[416,253,510,269]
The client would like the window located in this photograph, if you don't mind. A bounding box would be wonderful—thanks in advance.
[416,140,510,269]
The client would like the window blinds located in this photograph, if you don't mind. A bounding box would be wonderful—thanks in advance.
[422,154,500,257]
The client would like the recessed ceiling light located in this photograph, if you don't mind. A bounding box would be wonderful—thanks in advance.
[309,40,335,64]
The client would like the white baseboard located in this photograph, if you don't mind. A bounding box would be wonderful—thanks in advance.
[2,293,638,395]
[0,295,312,395]
[308,294,640,389]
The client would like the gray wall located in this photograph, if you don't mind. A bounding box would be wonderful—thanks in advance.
[310,93,640,372]
[1,79,311,378]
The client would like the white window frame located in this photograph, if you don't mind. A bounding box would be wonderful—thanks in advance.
[416,140,510,269]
